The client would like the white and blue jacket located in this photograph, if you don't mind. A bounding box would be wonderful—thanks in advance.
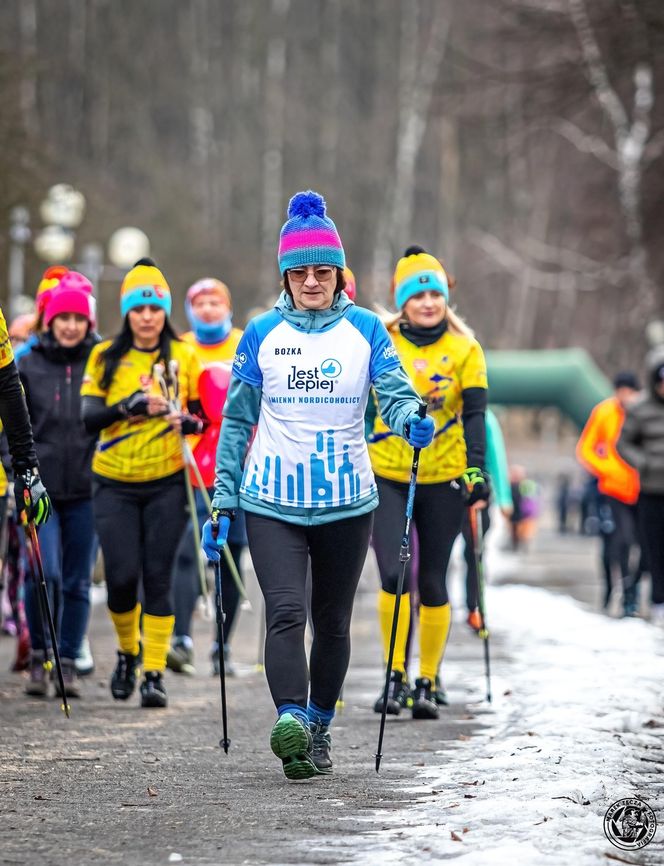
[212,291,421,525]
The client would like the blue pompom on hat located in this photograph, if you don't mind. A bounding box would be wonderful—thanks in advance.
[278,191,346,274]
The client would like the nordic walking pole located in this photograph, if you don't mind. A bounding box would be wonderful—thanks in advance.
[375,403,427,773]
[155,362,249,606]
[469,506,492,703]
[187,457,249,606]
[23,515,70,717]
[210,515,231,754]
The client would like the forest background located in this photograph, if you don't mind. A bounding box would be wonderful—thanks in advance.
[1,0,663,370]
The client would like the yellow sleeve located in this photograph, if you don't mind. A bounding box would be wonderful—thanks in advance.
[187,347,203,403]
[0,308,15,370]
[460,340,488,391]
[81,342,108,398]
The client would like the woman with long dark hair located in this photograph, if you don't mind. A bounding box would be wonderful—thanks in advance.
[82,259,203,708]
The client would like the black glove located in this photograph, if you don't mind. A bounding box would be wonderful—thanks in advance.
[460,467,491,506]
[14,469,52,526]
[180,414,204,436]
[120,391,150,417]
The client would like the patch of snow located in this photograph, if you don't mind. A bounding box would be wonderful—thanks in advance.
[364,584,664,865]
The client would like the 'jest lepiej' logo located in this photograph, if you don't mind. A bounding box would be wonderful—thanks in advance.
[604,798,657,851]
[287,359,342,393]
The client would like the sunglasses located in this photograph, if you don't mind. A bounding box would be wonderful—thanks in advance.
[287,266,336,284]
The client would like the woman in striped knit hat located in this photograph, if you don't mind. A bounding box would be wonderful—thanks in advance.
[202,192,434,779]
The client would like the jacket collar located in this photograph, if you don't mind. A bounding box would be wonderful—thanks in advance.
[274,290,353,333]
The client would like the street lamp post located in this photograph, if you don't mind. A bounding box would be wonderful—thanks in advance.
[8,206,31,320]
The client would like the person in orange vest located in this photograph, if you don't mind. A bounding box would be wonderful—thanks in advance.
[576,372,643,615]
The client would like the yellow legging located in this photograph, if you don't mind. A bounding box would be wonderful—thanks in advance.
[378,591,451,682]
[109,606,174,673]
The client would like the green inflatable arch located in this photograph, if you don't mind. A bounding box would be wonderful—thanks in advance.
[486,349,611,429]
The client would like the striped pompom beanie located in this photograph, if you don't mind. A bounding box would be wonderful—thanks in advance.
[277,191,345,274]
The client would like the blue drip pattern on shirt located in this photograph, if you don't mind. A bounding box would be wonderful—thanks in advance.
[242,429,374,508]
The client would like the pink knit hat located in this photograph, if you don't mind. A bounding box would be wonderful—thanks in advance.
[44,271,95,328]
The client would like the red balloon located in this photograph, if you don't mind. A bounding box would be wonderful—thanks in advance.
[198,363,231,422]
[191,423,220,489]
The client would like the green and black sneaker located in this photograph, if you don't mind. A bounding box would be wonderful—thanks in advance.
[434,675,449,706]
[270,713,318,780]
[310,721,333,775]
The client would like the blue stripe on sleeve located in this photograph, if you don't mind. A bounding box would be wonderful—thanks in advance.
[232,309,282,387]
[345,306,400,383]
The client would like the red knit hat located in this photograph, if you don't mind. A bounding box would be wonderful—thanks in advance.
[44,271,95,328]
[36,265,69,316]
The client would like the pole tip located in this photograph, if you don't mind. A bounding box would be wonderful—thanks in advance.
[220,738,231,754]
[375,754,382,773]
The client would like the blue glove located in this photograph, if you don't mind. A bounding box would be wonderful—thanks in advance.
[405,413,435,448]
[201,513,230,562]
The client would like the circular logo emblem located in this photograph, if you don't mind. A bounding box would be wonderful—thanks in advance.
[604,798,657,850]
[321,358,342,378]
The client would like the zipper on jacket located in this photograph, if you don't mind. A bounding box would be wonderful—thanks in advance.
[65,364,72,495]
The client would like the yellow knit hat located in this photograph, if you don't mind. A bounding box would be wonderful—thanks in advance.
[392,251,449,311]
[120,258,171,317]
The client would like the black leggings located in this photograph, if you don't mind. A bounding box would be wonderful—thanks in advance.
[373,477,465,606]
[638,493,664,604]
[93,473,187,617]
[462,506,490,611]
[246,511,373,711]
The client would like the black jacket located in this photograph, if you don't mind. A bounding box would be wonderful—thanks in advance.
[18,332,99,501]
[618,345,664,495]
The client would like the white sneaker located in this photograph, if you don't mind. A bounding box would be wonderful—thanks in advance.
[75,637,95,676]
[650,604,664,627]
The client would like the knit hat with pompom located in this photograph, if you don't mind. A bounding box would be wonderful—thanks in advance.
[277,190,345,274]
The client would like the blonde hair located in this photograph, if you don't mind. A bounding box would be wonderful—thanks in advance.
[375,302,475,339]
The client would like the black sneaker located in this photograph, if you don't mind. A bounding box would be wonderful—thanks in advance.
[54,658,81,699]
[373,670,410,715]
[211,643,236,677]
[270,713,318,780]
[434,674,448,706]
[110,650,141,701]
[140,671,168,708]
[166,639,195,676]
[412,677,439,720]
[25,650,49,697]
[310,721,333,775]
[623,585,638,618]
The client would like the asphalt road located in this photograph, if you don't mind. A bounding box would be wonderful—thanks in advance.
[2,521,655,866]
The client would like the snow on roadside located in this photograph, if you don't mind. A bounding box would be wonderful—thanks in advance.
[364,584,664,865]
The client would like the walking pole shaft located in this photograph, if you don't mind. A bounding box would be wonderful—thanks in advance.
[213,558,231,753]
[25,521,70,717]
[375,404,427,772]
[469,507,492,703]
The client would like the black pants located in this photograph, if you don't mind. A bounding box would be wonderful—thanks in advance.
[599,496,644,606]
[246,511,373,711]
[93,473,187,617]
[638,493,664,604]
[462,506,490,611]
[372,477,465,606]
